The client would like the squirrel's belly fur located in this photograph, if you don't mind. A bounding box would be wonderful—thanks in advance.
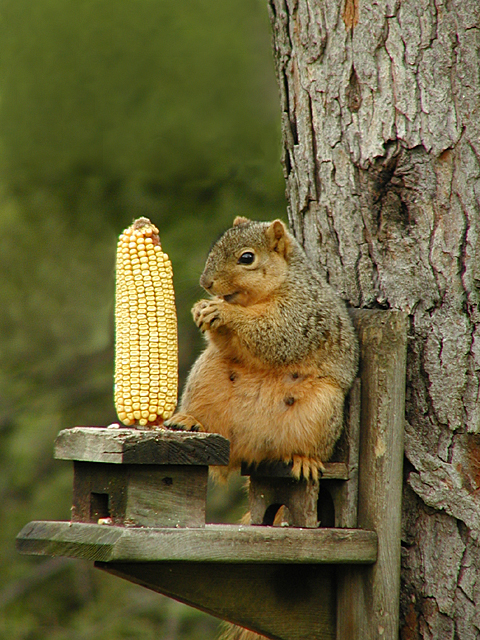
[181,346,344,470]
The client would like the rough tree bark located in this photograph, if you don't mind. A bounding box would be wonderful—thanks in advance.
[267,0,480,638]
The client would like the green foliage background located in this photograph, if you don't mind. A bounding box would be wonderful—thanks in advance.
[0,1,285,637]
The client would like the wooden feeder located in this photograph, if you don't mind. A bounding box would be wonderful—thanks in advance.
[57,427,230,528]
[17,309,407,640]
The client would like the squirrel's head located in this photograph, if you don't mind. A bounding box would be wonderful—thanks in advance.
[199,217,292,306]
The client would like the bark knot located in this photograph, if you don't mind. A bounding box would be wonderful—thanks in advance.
[346,67,362,112]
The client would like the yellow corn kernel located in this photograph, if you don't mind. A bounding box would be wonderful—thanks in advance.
[114,217,178,427]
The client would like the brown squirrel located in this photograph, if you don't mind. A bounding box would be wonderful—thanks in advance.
[165,217,358,481]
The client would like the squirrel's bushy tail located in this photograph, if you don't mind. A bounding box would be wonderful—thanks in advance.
[218,622,267,640]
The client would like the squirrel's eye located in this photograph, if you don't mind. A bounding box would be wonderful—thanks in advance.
[238,251,255,265]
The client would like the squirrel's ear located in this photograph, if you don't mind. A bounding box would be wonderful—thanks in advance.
[233,216,250,227]
[266,219,291,256]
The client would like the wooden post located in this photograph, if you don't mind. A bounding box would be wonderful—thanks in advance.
[329,377,361,529]
[336,310,407,640]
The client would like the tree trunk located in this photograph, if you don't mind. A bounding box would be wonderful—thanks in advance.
[267,0,480,637]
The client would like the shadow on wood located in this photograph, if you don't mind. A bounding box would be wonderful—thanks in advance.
[96,562,337,640]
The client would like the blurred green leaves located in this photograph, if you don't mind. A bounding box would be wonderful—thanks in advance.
[0,0,284,637]
[0,0,282,203]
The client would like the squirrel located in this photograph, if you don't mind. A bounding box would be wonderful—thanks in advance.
[165,216,359,481]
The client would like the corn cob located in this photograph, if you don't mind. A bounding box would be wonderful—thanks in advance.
[114,217,178,427]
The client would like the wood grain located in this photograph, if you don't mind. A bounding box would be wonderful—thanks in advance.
[329,377,361,529]
[55,426,230,466]
[72,462,208,528]
[125,465,208,528]
[248,477,320,528]
[99,562,337,640]
[241,461,348,480]
[336,310,407,640]
[16,521,378,565]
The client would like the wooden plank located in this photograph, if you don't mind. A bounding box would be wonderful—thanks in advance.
[329,377,361,528]
[16,521,378,565]
[98,561,336,640]
[125,465,208,528]
[336,309,407,640]
[54,426,230,466]
[72,463,208,527]
[248,478,320,527]
[16,520,125,562]
[72,461,128,524]
[241,461,349,480]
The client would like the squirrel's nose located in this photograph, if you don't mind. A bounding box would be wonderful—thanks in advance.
[200,273,213,290]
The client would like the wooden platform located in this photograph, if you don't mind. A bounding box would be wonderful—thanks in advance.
[16,521,378,564]
[16,518,378,640]
[15,309,408,640]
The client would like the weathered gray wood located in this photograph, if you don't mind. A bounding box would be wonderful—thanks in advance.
[72,462,208,528]
[72,461,127,524]
[329,377,361,528]
[336,310,407,640]
[16,521,378,564]
[98,562,336,640]
[55,426,230,466]
[125,466,207,528]
[241,461,348,480]
[248,477,320,528]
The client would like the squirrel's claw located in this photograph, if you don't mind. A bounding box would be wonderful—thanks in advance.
[192,299,222,332]
[164,413,204,433]
[192,300,208,324]
[288,455,325,482]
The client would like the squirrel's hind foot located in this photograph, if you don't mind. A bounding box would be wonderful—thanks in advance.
[287,455,326,482]
[164,413,204,433]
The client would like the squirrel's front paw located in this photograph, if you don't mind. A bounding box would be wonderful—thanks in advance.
[192,299,222,332]
[164,413,204,432]
[286,455,326,482]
